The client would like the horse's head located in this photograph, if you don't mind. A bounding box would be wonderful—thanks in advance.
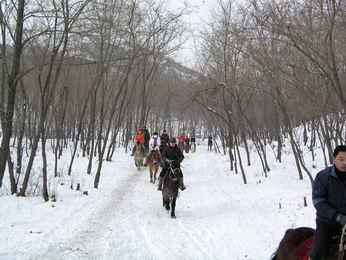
[169,160,181,175]
[149,150,158,162]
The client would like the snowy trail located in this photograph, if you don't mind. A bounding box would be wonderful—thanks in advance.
[35,148,245,260]
[37,166,138,259]
[0,143,316,260]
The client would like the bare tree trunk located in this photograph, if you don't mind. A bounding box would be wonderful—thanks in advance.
[8,154,16,194]
[235,136,247,184]
[54,86,68,177]
[15,83,27,191]
[241,131,251,166]
[68,89,93,175]
[87,88,98,175]
[0,0,25,187]
[41,137,49,202]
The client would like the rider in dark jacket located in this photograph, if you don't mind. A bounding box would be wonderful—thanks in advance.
[159,130,169,153]
[157,137,186,191]
[310,145,346,260]
[142,126,150,150]
[160,130,169,144]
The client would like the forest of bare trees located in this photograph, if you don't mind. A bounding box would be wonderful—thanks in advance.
[190,0,346,184]
[0,0,345,199]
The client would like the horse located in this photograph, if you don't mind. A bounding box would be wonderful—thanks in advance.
[271,226,346,260]
[134,142,144,170]
[184,143,190,153]
[148,150,159,183]
[191,142,196,153]
[178,140,184,153]
[162,160,180,218]
[207,138,213,150]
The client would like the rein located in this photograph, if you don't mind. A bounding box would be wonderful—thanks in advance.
[168,164,179,181]
[338,224,346,259]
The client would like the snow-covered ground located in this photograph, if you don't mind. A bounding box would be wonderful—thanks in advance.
[0,141,320,260]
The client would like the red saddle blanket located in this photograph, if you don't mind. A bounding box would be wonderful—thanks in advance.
[295,236,314,260]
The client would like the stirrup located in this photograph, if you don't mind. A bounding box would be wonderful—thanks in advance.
[179,185,186,191]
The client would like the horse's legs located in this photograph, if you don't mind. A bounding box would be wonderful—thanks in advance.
[163,198,170,210]
[154,167,157,183]
[149,167,153,182]
[171,196,177,218]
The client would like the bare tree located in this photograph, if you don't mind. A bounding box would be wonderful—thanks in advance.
[0,0,25,188]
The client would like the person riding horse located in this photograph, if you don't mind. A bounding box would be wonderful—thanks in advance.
[159,130,169,153]
[157,137,186,191]
[207,136,213,150]
[177,134,185,152]
[185,137,190,146]
[142,126,150,151]
[144,132,162,166]
[177,134,185,145]
[190,136,196,152]
[130,129,145,156]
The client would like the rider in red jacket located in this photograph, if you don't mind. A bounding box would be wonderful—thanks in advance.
[177,135,185,144]
[131,129,145,156]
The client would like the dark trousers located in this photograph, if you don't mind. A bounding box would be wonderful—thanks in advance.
[310,219,341,259]
[159,167,183,178]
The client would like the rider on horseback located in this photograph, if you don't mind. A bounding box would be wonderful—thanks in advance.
[143,132,162,166]
[177,134,185,145]
[142,126,150,151]
[130,129,145,156]
[159,130,169,153]
[157,137,186,191]
[310,145,346,260]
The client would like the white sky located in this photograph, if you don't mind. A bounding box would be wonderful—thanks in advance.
[167,0,212,67]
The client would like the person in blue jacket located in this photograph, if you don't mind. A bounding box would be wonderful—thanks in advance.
[310,145,346,260]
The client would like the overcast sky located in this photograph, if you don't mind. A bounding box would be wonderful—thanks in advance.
[167,0,211,67]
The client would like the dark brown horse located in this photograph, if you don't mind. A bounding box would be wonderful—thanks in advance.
[162,160,180,218]
[271,227,346,260]
[148,150,159,183]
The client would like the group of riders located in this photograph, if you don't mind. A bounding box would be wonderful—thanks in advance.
[130,127,197,192]
[131,127,346,259]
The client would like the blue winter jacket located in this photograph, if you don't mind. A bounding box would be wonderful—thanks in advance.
[312,165,346,225]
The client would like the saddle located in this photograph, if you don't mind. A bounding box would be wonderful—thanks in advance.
[295,236,314,260]
[295,235,345,260]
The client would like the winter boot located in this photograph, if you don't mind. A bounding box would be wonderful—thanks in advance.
[157,176,163,191]
[179,177,186,191]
